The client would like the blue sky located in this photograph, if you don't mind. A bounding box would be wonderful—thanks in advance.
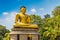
[0,0,60,30]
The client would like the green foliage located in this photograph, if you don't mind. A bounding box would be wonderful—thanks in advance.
[30,7,60,40]
[30,14,42,27]
[0,25,10,40]
[0,36,3,40]
[44,14,50,18]
[3,33,9,40]
[52,6,60,16]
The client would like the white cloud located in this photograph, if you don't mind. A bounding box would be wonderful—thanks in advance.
[3,12,8,15]
[0,11,18,30]
[5,12,16,22]
[39,8,44,11]
[31,8,36,13]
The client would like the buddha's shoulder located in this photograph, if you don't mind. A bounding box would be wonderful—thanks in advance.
[16,13,20,16]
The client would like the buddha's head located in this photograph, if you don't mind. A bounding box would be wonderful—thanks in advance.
[20,6,26,14]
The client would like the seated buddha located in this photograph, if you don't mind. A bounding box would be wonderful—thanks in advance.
[13,6,38,29]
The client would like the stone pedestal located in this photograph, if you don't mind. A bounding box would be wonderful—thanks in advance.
[9,28,40,40]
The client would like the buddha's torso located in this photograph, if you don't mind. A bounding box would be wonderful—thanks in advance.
[18,13,28,23]
[14,13,38,29]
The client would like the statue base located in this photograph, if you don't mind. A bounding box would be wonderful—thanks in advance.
[9,27,40,40]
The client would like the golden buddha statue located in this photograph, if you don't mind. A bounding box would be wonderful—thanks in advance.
[13,6,38,29]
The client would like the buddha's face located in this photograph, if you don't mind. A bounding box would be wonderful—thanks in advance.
[20,8,26,14]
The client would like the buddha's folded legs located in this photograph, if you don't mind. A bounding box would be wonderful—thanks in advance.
[13,22,38,28]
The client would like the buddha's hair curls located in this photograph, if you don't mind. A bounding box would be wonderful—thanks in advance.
[20,6,26,9]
